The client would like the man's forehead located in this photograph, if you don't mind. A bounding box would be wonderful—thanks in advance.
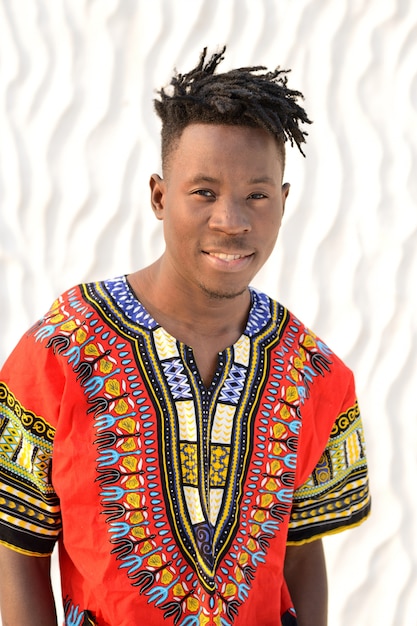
[163,122,285,177]
[186,172,279,185]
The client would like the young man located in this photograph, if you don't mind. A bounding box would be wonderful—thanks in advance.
[0,48,370,625]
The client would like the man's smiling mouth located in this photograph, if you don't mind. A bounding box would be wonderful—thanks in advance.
[209,252,247,261]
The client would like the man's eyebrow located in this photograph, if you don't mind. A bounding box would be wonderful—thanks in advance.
[188,174,219,185]
[187,175,277,185]
[247,176,276,185]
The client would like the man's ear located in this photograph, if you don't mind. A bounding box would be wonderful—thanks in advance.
[281,182,290,216]
[150,174,166,220]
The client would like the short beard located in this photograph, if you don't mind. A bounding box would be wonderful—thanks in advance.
[199,283,248,300]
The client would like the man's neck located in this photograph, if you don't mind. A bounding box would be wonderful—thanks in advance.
[127,262,252,346]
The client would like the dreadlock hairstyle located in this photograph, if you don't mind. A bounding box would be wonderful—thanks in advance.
[154,46,312,170]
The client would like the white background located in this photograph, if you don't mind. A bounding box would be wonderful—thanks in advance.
[1,1,416,624]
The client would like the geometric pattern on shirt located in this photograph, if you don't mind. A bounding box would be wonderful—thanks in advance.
[161,358,193,400]
[80,276,345,624]
[287,401,371,544]
[209,444,230,487]
[0,382,61,553]
[0,276,370,625]
[155,336,258,588]
[218,363,246,405]
[105,274,158,331]
[82,279,300,595]
[233,334,250,366]
[30,276,350,626]
[244,288,272,337]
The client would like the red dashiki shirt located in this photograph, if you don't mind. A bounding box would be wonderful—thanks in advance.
[0,275,370,625]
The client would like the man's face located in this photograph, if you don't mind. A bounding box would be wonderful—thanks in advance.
[150,123,289,300]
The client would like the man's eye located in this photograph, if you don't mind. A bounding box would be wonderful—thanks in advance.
[194,189,214,198]
[248,193,267,200]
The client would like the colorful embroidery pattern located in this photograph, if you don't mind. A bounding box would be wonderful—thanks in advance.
[0,382,60,553]
[64,598,96,626]
[288,401,370,542]
[0,276,371,625]
[79,279,299,624]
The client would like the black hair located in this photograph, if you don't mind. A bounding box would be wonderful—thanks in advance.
[154,46,312,169]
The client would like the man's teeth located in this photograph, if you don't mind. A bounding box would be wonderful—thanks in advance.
[211,253,245,261]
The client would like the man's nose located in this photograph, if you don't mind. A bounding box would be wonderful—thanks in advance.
[208,197,251,234]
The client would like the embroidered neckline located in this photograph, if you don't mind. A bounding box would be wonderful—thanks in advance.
[104,275,272,341]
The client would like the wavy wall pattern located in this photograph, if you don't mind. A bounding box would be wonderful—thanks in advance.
[1,1,416,624]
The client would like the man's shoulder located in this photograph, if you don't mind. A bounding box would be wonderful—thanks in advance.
[51,275,126,309]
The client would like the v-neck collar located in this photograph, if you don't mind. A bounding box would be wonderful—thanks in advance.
[105,274,273,342]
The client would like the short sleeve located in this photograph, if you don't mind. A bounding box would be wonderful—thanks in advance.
[0,325,64,555]
[287,400,371,544]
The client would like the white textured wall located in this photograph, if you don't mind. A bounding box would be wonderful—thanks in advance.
[1,1,416,624]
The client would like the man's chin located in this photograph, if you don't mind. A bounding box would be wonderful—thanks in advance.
[199,283,248,300]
